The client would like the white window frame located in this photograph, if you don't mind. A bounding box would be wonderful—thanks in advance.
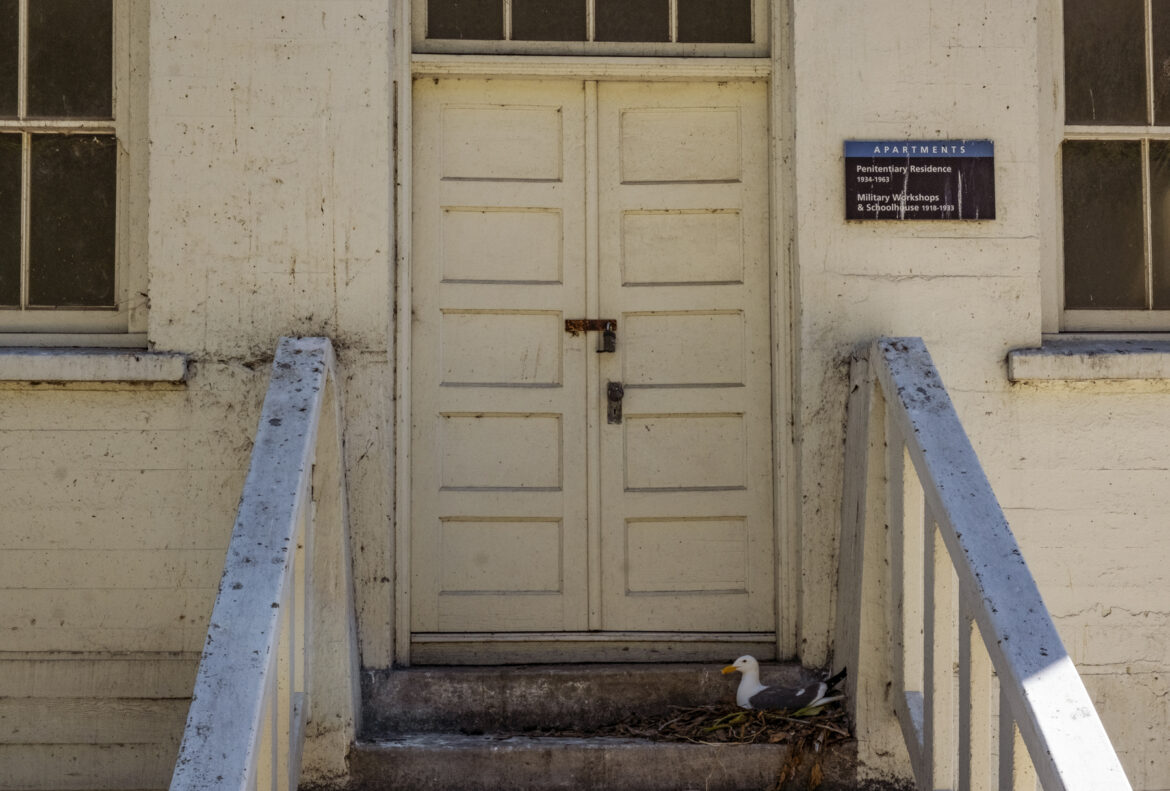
[0,0,148,347]
[1050,0,1170,332]
[411,0,770,57]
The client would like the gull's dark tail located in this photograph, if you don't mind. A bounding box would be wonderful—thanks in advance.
[825,667,848,689]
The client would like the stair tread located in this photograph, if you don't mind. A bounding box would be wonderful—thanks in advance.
[350,732,855,791]
[361,661,820,736]
[352,663,859,790]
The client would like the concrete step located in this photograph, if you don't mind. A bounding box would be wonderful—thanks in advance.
[349,733,857,791]
[361,662,819,735]
[352,663,863,791]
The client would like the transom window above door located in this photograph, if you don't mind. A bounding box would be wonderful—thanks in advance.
[412,0,769,56]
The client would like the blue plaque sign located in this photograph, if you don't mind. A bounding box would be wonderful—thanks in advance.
[844,140,995,220]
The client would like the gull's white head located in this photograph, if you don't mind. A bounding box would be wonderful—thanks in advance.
[721,655,760,677]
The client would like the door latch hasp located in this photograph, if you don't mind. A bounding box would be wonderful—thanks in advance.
[565,318,617,353]
[564,318,617,334]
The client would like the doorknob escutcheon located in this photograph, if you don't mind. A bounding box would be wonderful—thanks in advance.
[607,381,624,425]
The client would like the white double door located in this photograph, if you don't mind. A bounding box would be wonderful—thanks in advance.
[410,77,775,637]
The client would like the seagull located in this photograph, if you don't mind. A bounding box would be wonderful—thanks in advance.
[721,655,847,712]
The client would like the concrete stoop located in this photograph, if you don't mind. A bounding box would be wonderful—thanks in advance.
[349,663,862,791]
[349,733,855,791]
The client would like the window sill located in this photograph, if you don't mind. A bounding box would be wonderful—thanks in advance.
[1008,338,1170,381]
[0,347,188,383]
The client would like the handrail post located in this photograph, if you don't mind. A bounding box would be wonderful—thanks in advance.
[887,426,927,774]
[1000,691,1038,791]
[959,602,993,791]
[836,346,916,782]
[923,521,956,790]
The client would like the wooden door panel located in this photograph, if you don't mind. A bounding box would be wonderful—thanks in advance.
[617,106,746,183]
[622,413,748,491]
[439,207,566,284]
[624,518,751,589]
[438,103,567,181]
[621,310,747,386]
[597,80,774,632]
[411,78,588,633]
[620,209,746,285]
[438,310,565,387]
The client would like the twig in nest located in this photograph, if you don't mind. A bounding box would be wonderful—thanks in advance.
[502,701,853,751]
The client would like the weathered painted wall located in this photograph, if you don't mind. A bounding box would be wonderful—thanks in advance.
[990,382,1170,789]
[790,1,1170,787]
[2,0,1169,788]
[791,0,1043,661]
[143,0,396,668]
[0,376,259,787]
[0,3,394,788]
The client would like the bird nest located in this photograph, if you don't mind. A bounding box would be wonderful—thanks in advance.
[523,702,850,747]
[519,703,852,790]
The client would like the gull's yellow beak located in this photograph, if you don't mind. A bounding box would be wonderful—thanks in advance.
[721,664,738,675]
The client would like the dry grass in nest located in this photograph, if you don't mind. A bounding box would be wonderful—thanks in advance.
[512,704,852,790]
[520,702,851,749]
[609,704,850,748]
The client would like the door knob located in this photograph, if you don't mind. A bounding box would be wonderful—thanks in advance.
[607,381,624,424]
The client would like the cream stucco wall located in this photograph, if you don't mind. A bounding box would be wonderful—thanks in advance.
[790,2,1170,787]
[1,3,395,787]
[3,1,1170,789]
[144,0,397,671]
[989,382,1170,788]
[791,0,1043,661]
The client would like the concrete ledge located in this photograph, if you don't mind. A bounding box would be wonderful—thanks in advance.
[1008,339,1170,381]
[0,347,189,382]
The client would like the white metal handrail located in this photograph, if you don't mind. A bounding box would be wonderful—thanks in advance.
[836,337,1130,790]
[170,337,359,791]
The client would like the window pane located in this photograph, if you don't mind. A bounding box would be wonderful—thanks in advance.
[1154,1,1170,123]
[28,134,116,307]
[1064,0,1145,125]
[427,0,504,40]
[0,133,19,307]
[513,0,585,41]
[1150,141,1170,307]
[677,0,752,44]
[28,0,113,118]
[595,0,668,42]
[1062,140,1146,309]
[0,0,16,118]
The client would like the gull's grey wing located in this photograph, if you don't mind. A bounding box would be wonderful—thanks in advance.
[747,681,825,711]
